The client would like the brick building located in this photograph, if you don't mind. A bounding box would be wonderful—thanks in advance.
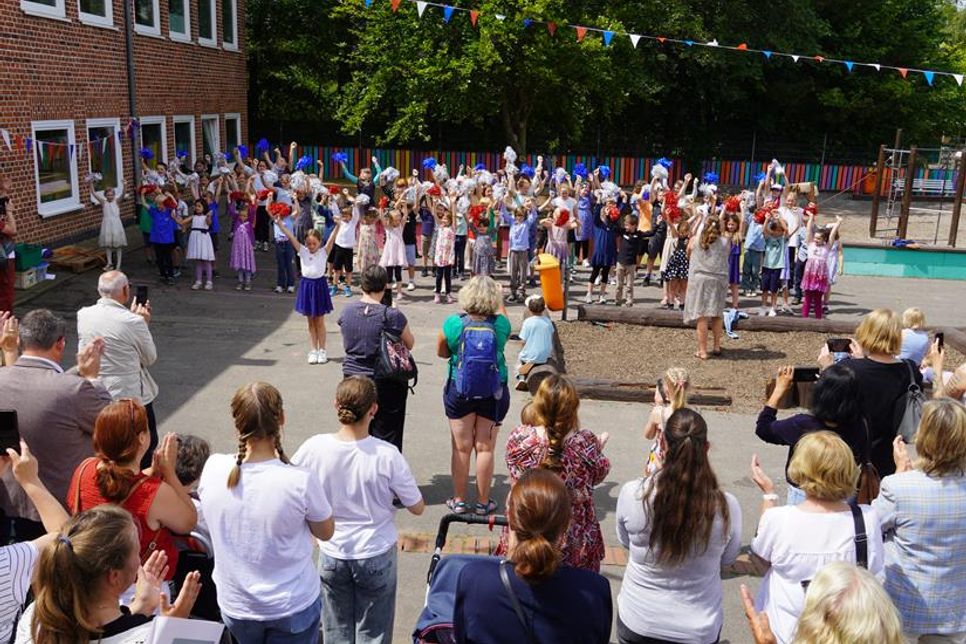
[1,0,248,244]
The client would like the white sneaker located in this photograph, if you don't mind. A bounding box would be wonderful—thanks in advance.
[191,281,202,290]
[767,308,777,317]
[287,286,295,294]
[204,281,213,291]
[274,286,283,293]
[582,259,590,267]
[316,349,328,364]
[583,293,593,304]
[407,282,416,291]
[598,296,607,304]
[307,350,319,365]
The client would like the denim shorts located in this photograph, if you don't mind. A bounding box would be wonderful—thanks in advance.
[405,244,417,267]
[761,267,782,293]
[443,381,510,423]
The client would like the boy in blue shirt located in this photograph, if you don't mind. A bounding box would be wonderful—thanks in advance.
[515,296,555,389]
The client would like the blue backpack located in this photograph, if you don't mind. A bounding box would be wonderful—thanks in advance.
[454,315,500,399]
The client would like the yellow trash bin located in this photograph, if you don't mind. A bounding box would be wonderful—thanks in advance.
[533,253,564,311]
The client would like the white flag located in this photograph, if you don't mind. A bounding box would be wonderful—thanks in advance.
[495,13,505,21]
[872,63,881,71]
[416,1,426,17]
[0,129,9,151]
[954,74,964,87]
[629,34,640,48]
[791,55,800,63]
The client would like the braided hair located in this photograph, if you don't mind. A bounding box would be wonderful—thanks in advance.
[227,382,286,488]
[532,375,580,474]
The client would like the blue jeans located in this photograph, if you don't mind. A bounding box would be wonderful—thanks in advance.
[740,249,763,293]
[275,239,296,289]
[319,547,397,644]
[222,594,321,644]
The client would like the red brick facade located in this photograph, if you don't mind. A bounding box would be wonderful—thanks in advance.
[1,0,248,244]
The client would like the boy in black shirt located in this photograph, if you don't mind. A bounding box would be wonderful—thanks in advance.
[616,214,651,307]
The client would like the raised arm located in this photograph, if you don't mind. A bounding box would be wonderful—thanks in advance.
[340,161,359,184]
[806,210,815,244]
[89,177,106,205]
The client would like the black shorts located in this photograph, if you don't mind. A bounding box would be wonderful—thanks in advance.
[443,381,510,423]
[647,233,666,260]
[331,244,354,272]
[761,267,782,293]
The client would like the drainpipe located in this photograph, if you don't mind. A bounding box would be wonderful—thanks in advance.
[122,0,139,187]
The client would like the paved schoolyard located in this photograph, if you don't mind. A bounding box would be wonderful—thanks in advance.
[13,237,962,643]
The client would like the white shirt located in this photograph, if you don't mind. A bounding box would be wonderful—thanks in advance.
[752,504,884,644]
[197,454,332,621]
[15,604,153,644]
[779,207,802,247]
[77,298,158,403]
[553,196,577,214]
[1,542,37,644]
[334,210,361,249]
[298,246,328,279]
[292,434,421,560]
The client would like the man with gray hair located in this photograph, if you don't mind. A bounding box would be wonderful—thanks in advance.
[77,270,159,468]
[0,309,110,542]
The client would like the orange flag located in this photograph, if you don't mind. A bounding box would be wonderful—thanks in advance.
[469,10,478,26]
[391,0,401,11]
[547,22,556,36]
[575,26,587,42]
[898,68,908,78]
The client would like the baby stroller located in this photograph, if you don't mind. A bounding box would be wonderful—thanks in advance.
[412,513,508,644]
[172,529,222,623]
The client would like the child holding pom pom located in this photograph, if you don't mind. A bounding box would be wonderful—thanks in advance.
[229,196,257,291]
[379,200,409,300]
[183,198,217,291]
[89,175,127,271]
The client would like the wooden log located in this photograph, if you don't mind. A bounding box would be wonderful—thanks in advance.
[571,378,732,407]
[576,305,859,334]
[526,363,559,395]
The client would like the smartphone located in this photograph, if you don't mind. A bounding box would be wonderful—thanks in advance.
[135,285,149,305]
[793,367,820,383]
[936,332,944,352]
[0,410,20,453]
[826,338,852,354]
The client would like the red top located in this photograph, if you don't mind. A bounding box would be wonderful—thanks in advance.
[67,457,179,579]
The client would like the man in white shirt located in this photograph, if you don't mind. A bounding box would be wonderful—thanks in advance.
[77,271,158,468]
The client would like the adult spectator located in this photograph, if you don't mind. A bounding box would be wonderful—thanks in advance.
[198,382,334,642]
[778,190,803,306]
[741,562,903,644]
[437,276,511,515]
[616,408,741,644]
[899,307,930,364]
[819,308,923,477]
[756,363,865,504]
[454,469,613,644]
[750,431,884,644]
[67,400,197,593]
[338,265,415,452]
[0,311,18,366]
[78,271,160,468]
[873,399,966,643]
[293,376,424,644]
[0,174,16,313]
[497,374,610,571]
[0,310,111,542]
[923,341,966,403]
[15,506,201,643]
[684,214,729,359]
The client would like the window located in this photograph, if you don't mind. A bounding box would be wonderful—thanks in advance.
[86,118,123,203]
[200,115,220,161]
[173,116,196,166]
[139,117,167,169]
[134,0,160,35]
[197,0,216,46]
[221,0,237,49]
[20,0,66,20]
[78,0,112,26]
[31,120,80,217]
[224,113,241,154]
[168,0,189,40]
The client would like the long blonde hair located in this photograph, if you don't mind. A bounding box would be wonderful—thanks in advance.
[662,367,690,411]
[532,375,580,474]
[227,382,288,488]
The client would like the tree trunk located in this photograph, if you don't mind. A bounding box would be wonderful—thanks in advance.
[500,99,529,155]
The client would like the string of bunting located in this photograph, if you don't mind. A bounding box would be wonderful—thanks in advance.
[0,118,141,163]
[378,0,965,88]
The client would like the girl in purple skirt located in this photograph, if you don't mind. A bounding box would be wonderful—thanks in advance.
[723,209,742,309]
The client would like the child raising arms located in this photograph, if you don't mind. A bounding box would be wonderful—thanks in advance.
[89,176,127,271]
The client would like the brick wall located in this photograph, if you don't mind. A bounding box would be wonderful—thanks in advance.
[0,0,248,245]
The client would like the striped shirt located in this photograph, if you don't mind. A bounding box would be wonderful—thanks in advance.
[0,543,37,643]
[873,470,966,635]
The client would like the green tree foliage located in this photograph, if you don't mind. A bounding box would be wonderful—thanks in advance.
[246,0,966,159]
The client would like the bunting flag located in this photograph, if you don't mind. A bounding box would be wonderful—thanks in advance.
[603,30,614,46]
[657,36,666,44]
[923,70,935,86]
[469,9,478,26]
[737,43,748,50]
[443,5,453,22]
[685,40,694,46]
[391,0,401,11]
[26,138,32,155]
[416,1,426,17]
[69,144,75,159]
[763,50,772,59]
[0,129,9,151]
[523,17,532,28]
[546,21,556,36]
[814,55,825,63]
[871,63,880,71]
[845,61,854,72]
[494,13,504,20]
[575,26,587,42]
[15,136,23,154]
[629,34,640,48]
[792,55,800,62]
[955,74,964,87]
[898,68,908,78]
[364,0,372,7]
[36,141,44,164]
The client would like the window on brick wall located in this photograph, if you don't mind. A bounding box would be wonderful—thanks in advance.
[78,0,112,26]
[139,117,167,170]
[20,0,66,20]
[173,116,195,166]
[224,114,240,155]
[201,115,220,161]
[86,119,123,204]
[197,0,216,46]
[134,0,160,35]
[168,0,190,41]
[221,0,237,49]
[32,120,80,217]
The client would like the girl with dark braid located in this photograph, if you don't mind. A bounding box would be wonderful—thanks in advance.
[197,382,335,643]
[495,374,611,572]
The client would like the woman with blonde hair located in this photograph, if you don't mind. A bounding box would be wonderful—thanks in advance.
[750,431,884,644]
[684,214,729,359]
[819,308,923,476]
[496,374,610,572]
[873,399,966,643]
[198,382,334,643]
[437,275,512,516]
[643,366,690,476]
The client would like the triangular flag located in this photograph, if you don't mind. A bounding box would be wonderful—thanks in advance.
[657,36,666,44]
[37,141,44,164]
[416,1,426,17]
[871,63,880,71]
[117,130,123,143]
[685,40,694,47]
[792,55,800,62]
[443,6,454,22]
[898,68,908,78]
[845,61,854,72]
[629,34,640,48]
[603,30,614,46]
[364,0,372,7]
[15,136,23,154]
[763,50,772,59]
[923,71,935,86]
[523,18,532,28]
[814,55,825,63]
[0,129,9,151]
[546,22,556,36]
[736,43,747,50]
[494,13,505,21]
[69,143,75,159]
[102,137,109,153]
[391,0,401,11]
[26,138,32,154]
[706,39,718,47]
[575,26,587,42]
[469,9,478,26]
[954,74,964,87]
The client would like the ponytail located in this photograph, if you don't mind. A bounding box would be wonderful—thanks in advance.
[700,216,721,250]
[664,367,690,412]
[91,399,148,502]
[508,470,571,584]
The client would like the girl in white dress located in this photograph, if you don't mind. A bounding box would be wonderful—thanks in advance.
[379,200,409,299]
[90,176,127,270]
[184,198,216,290]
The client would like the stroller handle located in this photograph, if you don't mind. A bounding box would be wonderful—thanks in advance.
[434,512,509,550]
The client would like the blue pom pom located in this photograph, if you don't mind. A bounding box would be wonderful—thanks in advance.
[422,157,437,170]
[573,163,588,179]
[703,172,719,185]
[139,147,154,161]
[296,155,312,171]
[255,138,270,153]
[331,152,348,164]
[176,147,188,159]
[657,157,673,169]
[520,164,535,178]
[598,165,611,179]
[753,171,768,183]
[473,162,486,171]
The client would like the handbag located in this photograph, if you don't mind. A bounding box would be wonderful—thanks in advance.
[895,359,925,442]
[856,419,881,504]
[499,560,537,644]
[373,306,418,390]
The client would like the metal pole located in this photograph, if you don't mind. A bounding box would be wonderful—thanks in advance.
[122,0,139,187]
[750,130,757,166]
[561,262,570,321]
[870,144,886,238]
[819,132,828,169]
[898,146,917,240]
[949,150,966,248]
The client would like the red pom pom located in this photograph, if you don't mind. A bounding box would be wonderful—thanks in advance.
[804,203,818,217]
[379,196,389,209]
[138,184,158,196]
[469,204,487,222]
[268,202,292,218]
[230,191,247,202]
[555,209,570,227]
[256,189,273,201]
[664,202,681,223]
[163,197,178,210]
[754,206,771,225]
[327,184,341,195]
[607,205,621,222]
[427,185,442,197]
[725,196,742,213]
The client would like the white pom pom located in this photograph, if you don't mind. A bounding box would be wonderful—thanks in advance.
[554,167,568,184]
[700,183,717,197]
[309,177,323,198]
[493,185,507,202]
[382,166,400,183]
[403,186,418,204]
[476,171,495,186]
[355,193,371,207]
[503,146,517,163]
[651,164,668,183]
[445,178,459,194]
[262,170,278,186]
[84,172,103,183]
[290,171,307,191]
[432,164,450,183]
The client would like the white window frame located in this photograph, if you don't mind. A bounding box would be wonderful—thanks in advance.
[168,0,191,42]
[133,0,160,36]
[31,119,81,218]
[20,0,66,21]
[224,113,241,155]
[200,114,220,161]
[221,0,237,50]
[138,116,168,168]
[197,0,217,47]
[78,0,113,28]
[85,118,123,204]
[172,115,196,166]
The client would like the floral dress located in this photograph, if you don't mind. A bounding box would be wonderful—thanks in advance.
[496,425,610,572]
[435,226,456,267]
[356,221,381,273]
[800,242,831,294]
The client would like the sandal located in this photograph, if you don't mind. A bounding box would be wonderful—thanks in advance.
[475,500,498,516]
[695,352,708,360]
[446,498,469,514]
[712,348,723,356]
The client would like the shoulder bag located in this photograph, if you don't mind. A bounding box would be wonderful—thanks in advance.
[373,305,418,391]
[855,419,881,504]
[500,560,538,644]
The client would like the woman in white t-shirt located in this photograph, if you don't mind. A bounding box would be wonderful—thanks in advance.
[750,431,884,644]
[198,382,334,644]
[293,376,424,644]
